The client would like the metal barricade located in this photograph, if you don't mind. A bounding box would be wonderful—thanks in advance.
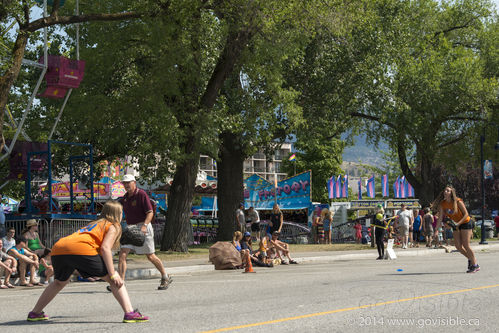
[5,218,93,248]
[46,219,93,248]
[259,221,311,243]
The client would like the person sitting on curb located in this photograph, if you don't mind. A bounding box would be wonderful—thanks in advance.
[0,238,17,288]
[22,219,51,258]
[240,232,273,268]
[2,227,16,253]
[7,236,41,287]
[232,231,251,269]
[268,231,298,265]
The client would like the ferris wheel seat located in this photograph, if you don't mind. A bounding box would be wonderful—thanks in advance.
[38,86,68,99]
[38,55,86,89]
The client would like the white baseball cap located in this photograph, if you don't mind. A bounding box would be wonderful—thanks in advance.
[122,174,136,182]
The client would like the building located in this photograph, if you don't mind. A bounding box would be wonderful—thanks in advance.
[199,143,293,182]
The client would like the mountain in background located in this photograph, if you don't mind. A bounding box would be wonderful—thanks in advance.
[342,135,388,167]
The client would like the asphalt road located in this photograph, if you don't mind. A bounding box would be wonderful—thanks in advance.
[1,248,499,332]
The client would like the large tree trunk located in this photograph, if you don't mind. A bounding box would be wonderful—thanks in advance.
[161,135,200,252]
[217,132,245,241]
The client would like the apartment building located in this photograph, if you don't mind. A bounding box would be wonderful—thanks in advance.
[199,143,293,182]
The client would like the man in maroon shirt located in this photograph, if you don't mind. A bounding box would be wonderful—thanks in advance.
[495,215,499,239]
[118,174,171,290]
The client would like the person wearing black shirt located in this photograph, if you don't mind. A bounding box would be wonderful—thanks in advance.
[269,204,283,236]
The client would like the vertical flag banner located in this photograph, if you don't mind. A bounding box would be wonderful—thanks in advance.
[407,181,414,197]
[393,176,400,199]
[289,153,296,161]
[381,174,389,197]
[335,175,342,198]
[399,176,406,198]
[358,178,362,200]
[341,175,348,198]
[366,175,375,198]
[327,177,334,199]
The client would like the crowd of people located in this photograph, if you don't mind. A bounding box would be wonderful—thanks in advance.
[232,230,298,268]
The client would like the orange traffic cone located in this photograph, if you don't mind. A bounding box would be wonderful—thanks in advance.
[243,255,255,273]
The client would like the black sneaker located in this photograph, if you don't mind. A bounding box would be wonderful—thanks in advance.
[467,264,480,273]
[158,276,173,290]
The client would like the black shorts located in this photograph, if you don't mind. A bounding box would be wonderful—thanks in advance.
[251,223,260,232]
[52,255,108,282]
[457,222,473,230]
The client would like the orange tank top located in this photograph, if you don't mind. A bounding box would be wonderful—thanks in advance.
[51,220,112,256]
[440,198,470,224]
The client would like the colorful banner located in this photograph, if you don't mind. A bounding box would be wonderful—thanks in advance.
[334,175,341,198]
[393,176,400,199]
[382,174,389,197]
[111,181,126,199]
[244,171,311,210]
[358,178,362,200]
[327,176,334,199]
[40,181,110,199]
[399,176,406,198]
[341,175,349,198]
[406,180,414,198]
[366,175,375,198]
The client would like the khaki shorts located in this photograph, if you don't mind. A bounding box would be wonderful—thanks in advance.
[121,223,155,255]
[398,224,409,237]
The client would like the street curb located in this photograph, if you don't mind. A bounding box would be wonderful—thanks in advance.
[125,242,499,280]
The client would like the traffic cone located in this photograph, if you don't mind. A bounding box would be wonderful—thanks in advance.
[243,255,255,273]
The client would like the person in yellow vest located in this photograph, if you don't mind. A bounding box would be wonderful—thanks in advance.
[433,186,478,273]
[27,201,149,323]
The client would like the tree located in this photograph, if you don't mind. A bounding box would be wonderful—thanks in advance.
[351,0,498,206]
[0,0,166,150]
[280,2,376,202]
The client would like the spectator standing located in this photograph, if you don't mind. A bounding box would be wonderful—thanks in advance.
[395,204,413,249]
[353,222,362,244]
[268,204,283,237]
[118,174,171,291]
[412,209,422,248]
[423,208,434,247]
[321,208,333,244]
[247,207,260,241]
[495,215,499,239]
[311,210,320,244]
[373,206,386,260]
[2,227,16,252]
[235,204,246,233]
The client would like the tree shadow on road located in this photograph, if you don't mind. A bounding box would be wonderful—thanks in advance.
[378,272,460,276]
[1,317,113,326]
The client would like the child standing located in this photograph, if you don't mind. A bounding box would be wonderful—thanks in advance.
[353,222,362,244]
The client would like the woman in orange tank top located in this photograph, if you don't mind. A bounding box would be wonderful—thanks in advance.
[433,186,479,273]
[27,201,149,323]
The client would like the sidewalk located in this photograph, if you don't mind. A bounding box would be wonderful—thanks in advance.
[124,241,499,280]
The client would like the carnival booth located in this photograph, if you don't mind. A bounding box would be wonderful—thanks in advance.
[244,171,312,243]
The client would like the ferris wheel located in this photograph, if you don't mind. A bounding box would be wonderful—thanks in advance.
[1,0,85,165]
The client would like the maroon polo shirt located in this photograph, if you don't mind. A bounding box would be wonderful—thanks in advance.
[120,188,153,225]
